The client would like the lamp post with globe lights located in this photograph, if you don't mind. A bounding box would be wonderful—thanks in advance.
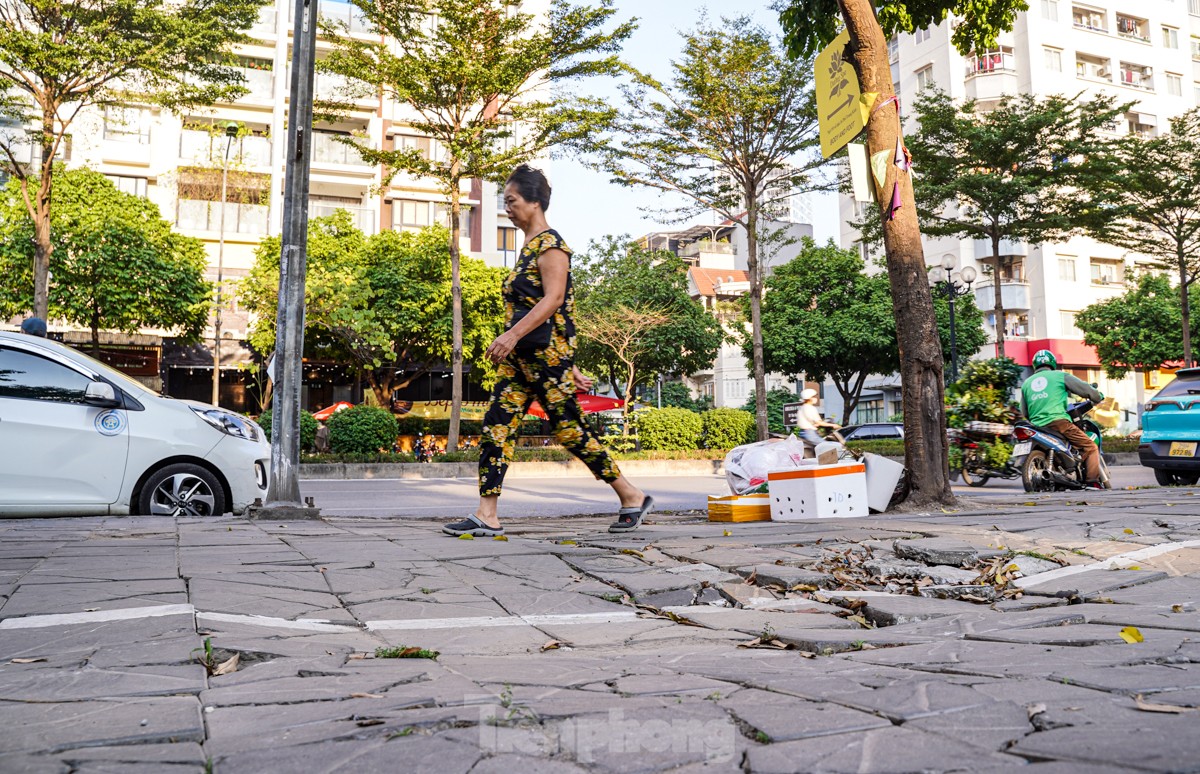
[928,256,977,384]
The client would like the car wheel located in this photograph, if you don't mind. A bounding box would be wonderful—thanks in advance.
[139,464,226,517]
[1022,450,1049,492]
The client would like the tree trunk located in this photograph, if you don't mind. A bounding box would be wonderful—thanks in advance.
[32,109,55,320]
[447,167,464,454]
[746,200,769,441]
[840,0,953,506]
[1180,247,1193,368]
[624,361,636,436]
[991,232,1007,359]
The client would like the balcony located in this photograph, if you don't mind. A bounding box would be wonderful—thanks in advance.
[1116,14,1149,42]
[1119,64,1153,91]
[309,202,376,235]
[240,68,274,102]
[179,131,272,168]
[1076,55,1111,83]
[311,131,371,169]
[679,240,735,259]
[1072,7,1107,33]
[974,280,1031,312]
[250,7,276,38]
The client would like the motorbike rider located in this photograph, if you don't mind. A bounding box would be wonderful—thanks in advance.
[795,388,839,446]
[1019,349,1104,489]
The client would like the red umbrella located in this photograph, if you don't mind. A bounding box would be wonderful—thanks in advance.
[526,392,623,420]
[312,401,354,421]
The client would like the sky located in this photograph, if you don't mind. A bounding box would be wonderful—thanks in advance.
[548,0,840,252]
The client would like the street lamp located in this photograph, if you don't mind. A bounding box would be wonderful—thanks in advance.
[212,121,240,407]
[929,255,977,384]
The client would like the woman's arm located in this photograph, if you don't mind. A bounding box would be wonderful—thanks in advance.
[485,248,569,363]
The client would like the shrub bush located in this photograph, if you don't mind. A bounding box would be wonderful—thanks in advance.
[326,405,399,454]
[635,407,702,451]
[255,409,319,451]
[702,407,756,449]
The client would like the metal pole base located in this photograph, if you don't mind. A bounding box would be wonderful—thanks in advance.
[246,497,323,521]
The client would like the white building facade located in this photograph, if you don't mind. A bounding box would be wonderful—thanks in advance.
[838,1,1199,429]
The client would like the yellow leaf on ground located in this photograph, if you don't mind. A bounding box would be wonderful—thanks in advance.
[722,530,732,537]
[212,653,239,676]
[493,535,509,542]
[1172,604,1185,613]
[541,640,565,651]
[1127,565,1141,571]
[458,534,475,540]
[1123,528,1135,534]
[1118,626,1144,644]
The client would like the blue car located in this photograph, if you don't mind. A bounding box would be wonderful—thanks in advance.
[1139,367,1200,486]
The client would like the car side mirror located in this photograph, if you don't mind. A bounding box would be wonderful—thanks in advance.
[84,381,120,408]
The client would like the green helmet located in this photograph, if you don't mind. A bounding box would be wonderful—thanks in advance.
[1032,349,1058,370]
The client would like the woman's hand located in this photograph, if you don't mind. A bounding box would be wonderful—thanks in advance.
[485,331,519,363]
[572,366,593,392]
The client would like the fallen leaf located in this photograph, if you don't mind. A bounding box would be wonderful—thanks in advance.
[620,548,643,558]
[722,530,732,537]
[350,692,384,699]
[1126,565,1141,571]
[791,584,818,592]
[798,650,816,658]
[493,535,509,542]
[1118,626,1144,644]
[1020,502,1038,507]
[1123,528,1135,535]
[1134,694,1196,714]
[847,614,870,627]
[541,640,564,651]
[212,653,239,676]
[10,657,46,664]
[458,533,474,540]
[558,540,577,545]
[1172,604,1185,613]
[348,652,368,660]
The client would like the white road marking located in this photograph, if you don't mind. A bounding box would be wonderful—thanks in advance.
[365,611,639,631]
[0,604,194,629]
[195,611,360,633]
[1013,539,1200,588]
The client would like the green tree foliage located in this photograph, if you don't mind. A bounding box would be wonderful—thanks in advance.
[1075,273,1198,380]
[659,381,713,413]
[897,89,1126,357]
[591,15,829,441]
[0,167,210,350]
[742,387,798,436]
[326,405,399,454]
[573,237,725,400]
[752,239,986,424]
[1089,109,1200,368]
[635,407,702,451]
[320,0,634,452]
[0,0,267,320]
[255,409,319,452]
[701,407,756,450]
[944,357,1022,428]
[239,213,505,405]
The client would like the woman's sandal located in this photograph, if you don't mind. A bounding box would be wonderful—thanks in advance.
[608,495,654,533]
[442,514,504,538]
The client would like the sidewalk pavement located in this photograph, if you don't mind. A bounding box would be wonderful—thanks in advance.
[0,488,1198,773]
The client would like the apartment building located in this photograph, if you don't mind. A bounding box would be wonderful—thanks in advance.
[24,0,528,413]
[838,0,1198,428]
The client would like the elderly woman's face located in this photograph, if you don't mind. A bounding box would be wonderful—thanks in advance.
[503,183,539,229]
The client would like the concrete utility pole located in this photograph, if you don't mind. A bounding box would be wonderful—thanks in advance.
[212,121,240,407]
[260,0,318,517]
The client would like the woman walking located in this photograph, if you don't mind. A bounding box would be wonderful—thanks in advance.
[443,165,653,538]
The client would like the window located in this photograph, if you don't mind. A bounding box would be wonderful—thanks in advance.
[1192,36,1200,60]
[1195,83,1200,103]
[1119,62,1153,90]
[395,134,432,160]
[1042,0,1059,20]
[855,399,885,424]
[105,175,148,198]
[1005,312,1029,338]
[1192,0,1200,16]
[1044,47,1063,72]
[1058,256,1076,281]
[1072,6,1107,32]
[103,106,150,144]
[1168,73,1184,96]
[1061,311,1083,338]
[394,199,433,230]
[0,349,92,404]
[176,200,269,235]
[1116,14,1148,41]
[1090,259,1122,285]
[915,65,934,91]
[888,36,899,60]
[915,26,931,44]
[1164,26,1180,48]
[497,227,517,267]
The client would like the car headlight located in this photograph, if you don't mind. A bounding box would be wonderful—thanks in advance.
[191,406,260,442]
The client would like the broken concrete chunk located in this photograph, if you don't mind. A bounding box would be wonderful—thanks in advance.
[735,564,835,589]
[893,538,981,567]
[717,581,779,609]
[917,585,998,602]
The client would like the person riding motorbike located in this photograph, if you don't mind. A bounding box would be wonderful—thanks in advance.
[1019,349,1104,489]
[795,388,840,447]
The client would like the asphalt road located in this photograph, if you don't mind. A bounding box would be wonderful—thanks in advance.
[300,464,1161,519]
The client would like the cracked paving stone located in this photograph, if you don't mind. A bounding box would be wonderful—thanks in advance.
[200,672,430,707]
[469,754,591,774]
[0,663,206,702]
[965,623,1196,648]
[852,595,984,627]
[893,537,1003,567]
[0,579,187,619]
[611,674,740,698]
[735,565,835,589]
[214,734,482,774]
[829,679,997,722]
[716,581,779,608]
[1020,568,1169,599]
[744,725,1024,773]
[664,606,859,635]
[1102,575,1200,608]
[1008,712,1200,771]
[1046,664,1200,695]
[843,638,1160,679]
[718,688,891,742]
[0,697,203,753]
[1007,554,1064,577]
[906,699,1033,750]
[918,584,998,602]
[863,557,937,580]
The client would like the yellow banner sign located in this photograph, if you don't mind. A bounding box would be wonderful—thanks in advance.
[394,400,491,420]
[815,31,870,158]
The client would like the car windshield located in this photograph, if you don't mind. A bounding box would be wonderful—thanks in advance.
[1156,373,1200,398]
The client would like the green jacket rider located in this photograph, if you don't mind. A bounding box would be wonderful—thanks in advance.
[1019,349,1104,488]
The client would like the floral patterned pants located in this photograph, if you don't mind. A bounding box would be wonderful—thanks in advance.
[479,352,620,496]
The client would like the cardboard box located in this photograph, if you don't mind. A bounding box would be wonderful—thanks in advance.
[707,493,772,522]
[768,461,868,520]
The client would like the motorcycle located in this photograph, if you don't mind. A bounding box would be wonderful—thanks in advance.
[947,422,1022,487]
[1010,399,1112,492]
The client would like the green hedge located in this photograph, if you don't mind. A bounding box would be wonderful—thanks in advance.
[299,447,727,464]
[635,407,703,451]
[702,407,755,449]
[326,405,399,454]
[394,416,544,436]
[255,409,318,451]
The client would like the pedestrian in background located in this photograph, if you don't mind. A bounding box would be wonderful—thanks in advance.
[20,317,46,337]
[443,164,653,538]
[795,388,839,446]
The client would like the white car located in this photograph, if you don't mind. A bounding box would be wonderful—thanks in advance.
[0,331,270,516]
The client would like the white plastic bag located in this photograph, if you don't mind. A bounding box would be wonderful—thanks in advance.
[723,435,808,495]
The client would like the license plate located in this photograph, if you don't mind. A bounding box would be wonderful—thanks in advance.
[1012,442,1031,457]
[1169,442,1197,458]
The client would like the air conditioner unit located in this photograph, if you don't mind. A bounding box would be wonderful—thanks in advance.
[1096,67,1109,78]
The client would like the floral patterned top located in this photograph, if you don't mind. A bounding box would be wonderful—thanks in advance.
[502,229,576,365]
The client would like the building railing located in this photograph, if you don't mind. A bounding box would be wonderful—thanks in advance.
[240,68,273,101]
[678,240,734,258]
[311,131,368,166]
[309,203,376,235]
[966,51,1016,76]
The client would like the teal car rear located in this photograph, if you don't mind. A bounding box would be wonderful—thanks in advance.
[1139,367,1200,486]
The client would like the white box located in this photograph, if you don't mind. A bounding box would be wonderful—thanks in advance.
[862,453,904,513]
[768,461,868,520]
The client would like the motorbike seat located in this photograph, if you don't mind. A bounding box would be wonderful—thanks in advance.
[1031,424,1082,455]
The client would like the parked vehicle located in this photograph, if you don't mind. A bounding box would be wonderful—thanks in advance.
[1138,367,1200,486]
[839,422,904,442]
[948,421,1021,487]
[1011,399,1112,492]
[0,331,270,516]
